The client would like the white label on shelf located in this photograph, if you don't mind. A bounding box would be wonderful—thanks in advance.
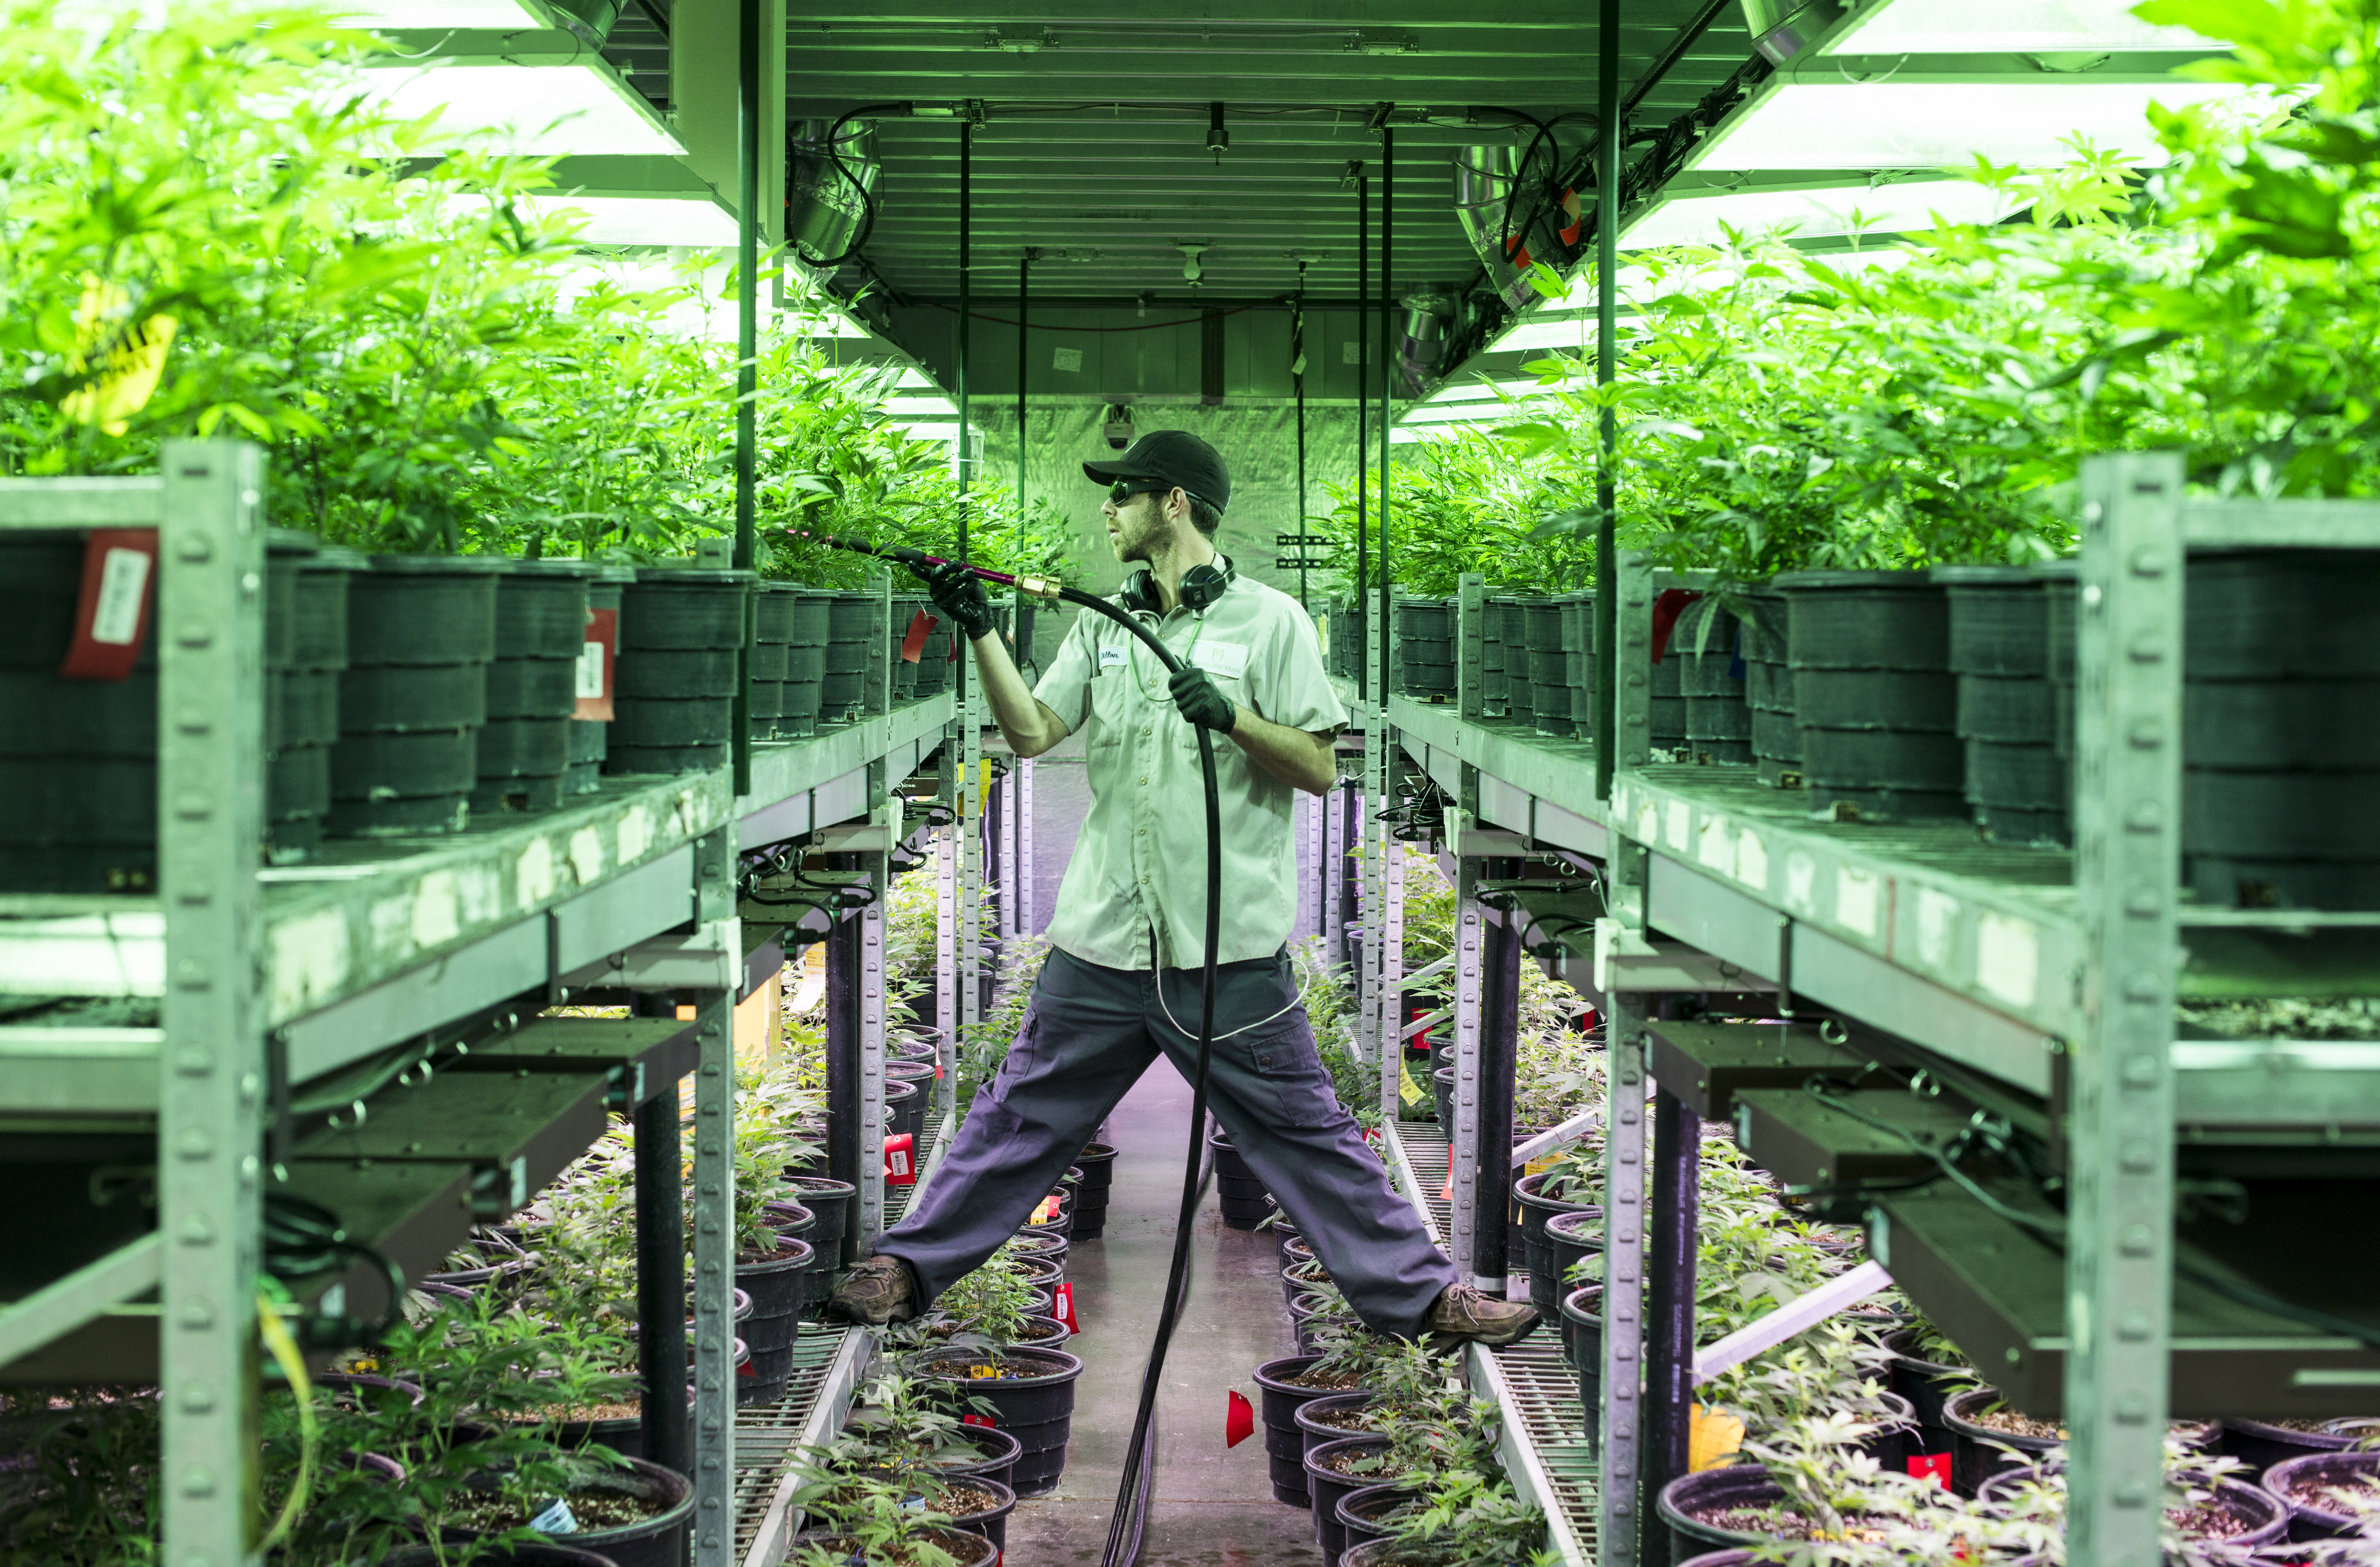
[90,547,150,644]
[618,804,652,864]
[268,908,352,1024]
[410,870,461,949]
[1835,867,1880,939]
[1697,815,1734,874]
[574,638,607,699]
[569,826,606,887]
[1636,799,1659,845]
[1976,911,2039,1010]
[1915,888,1959,972]
[1784,851,1818,916]
[516,835,556,910]
[1735,829,1768,892]
[1665,800,1691,853]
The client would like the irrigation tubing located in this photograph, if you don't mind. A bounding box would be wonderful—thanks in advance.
[797,532,1225,1567]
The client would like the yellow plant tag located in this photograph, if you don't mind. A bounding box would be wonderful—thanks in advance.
[1397,1059,1425,1106]
[1524,1154,1558,1178]
[1689,1404,1746,1472]
[60,275,177,437]
[1033,1195,1060,1224]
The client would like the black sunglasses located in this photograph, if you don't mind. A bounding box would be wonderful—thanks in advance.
[1107,480,1171,507]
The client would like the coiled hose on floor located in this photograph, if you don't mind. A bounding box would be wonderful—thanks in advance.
[802,534,1221,1567]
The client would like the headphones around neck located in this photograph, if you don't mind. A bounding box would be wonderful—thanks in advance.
[1119,553,1236,616]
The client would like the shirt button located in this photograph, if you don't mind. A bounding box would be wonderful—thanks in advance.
[1139,776,1148,785]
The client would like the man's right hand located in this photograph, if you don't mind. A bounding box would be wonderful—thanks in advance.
[920,560,997,642]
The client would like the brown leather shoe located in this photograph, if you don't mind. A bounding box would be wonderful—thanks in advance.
[1425,1282,1540,1346]
[829,1254,916,1325]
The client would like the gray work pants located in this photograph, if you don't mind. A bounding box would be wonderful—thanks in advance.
[877,946,1457,1339]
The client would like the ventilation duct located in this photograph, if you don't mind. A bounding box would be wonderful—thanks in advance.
[785,118,880,267]
[1396,294,1452,394]
[1453,142,1578,312]
[1740,0,1847,63]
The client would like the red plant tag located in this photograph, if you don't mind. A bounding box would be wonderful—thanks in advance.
[1033,1194,1060,1225]
[1360,1126,1383,1150]
[1439,1168,1455,1203]
[1224,1389,1255,1449]
[1908,1452,1953,1489]
[901,608,937,664]
[1649,589,1704,664]
[58,529,158,681]
[573,606,618,721]
[884,1132,916,1185]
[962,1412,997,1429]
[737,1357,755,1377]
[1559,188,1584,246]
[1054,1282,1079,1334]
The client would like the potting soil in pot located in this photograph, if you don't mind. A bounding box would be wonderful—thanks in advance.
[475,560,592,817]
[1937,564,2067,846]
[331,555,501,836]
[2182,550,2380,909]
[752,581,798,739]
[1677,596,1752,764]
[1742,587,1800,787]
[569,566,635,793]
[267,535,352,862]
[0,533,161,890]
[780,585,831,735]
[1397,597,1452,699]
[911,1346,1084,1497]
[1525,596,1572,737]
[1779,569,1963,820]
[821,591,876,725]
[608,566,753,775]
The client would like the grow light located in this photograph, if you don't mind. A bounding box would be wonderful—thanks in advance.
[1692,79,2254,170]
[1623,179,2010,249]
[533,195,739,248]
[1422,378,1552,405]
[883,395,961,419]
[326,0,548,25]
[1494,317,1597,354]
[1398,402,1540,427]
[1820,0,2220,55]
[360,62,685,157]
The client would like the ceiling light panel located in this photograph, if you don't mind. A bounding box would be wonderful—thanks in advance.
[533,195,739,248]
[1821,0,2222,54]
[1694,80,2255,170]
[361,63,684,157]
[1624,179,2011,248]
[327,0,546,24]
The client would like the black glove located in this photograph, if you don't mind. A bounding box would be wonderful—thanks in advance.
[919,560,995,642]
[1168,666,1238,734]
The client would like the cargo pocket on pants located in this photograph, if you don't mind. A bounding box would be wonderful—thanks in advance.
[1247,1022,1344,1129]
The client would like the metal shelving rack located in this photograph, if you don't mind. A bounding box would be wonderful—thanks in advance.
[0,444,959,1567]
[1335,452,2380,1567]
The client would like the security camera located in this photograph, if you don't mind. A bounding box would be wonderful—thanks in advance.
[1102,404,1134,451]
[1177,241,1210,283]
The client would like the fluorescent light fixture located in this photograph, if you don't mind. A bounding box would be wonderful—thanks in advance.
[883,396,960,419]
[1624,179,2011,248]
[530,195,738,248]
[1823,0,2220,54]
[1398,403,1535,427]
[892,421,963,443]
[361,63,685,157]
[326,1,547,24]
[895,370,939,390]
[1695,80,2255,170]
[1494,317,1596,354]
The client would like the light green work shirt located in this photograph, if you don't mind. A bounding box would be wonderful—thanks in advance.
[1033,575,1347,972]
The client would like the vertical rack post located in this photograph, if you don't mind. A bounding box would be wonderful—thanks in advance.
[1017,253,1030,515]
[1376,120,1394,727]
[1642,1083,1700,1563]
[856,848,889,1244]
[826,908,864,1249]
[2064,453,2183,1565]
[1015,755,1035,938]
[933,792,959,1121]
[1475,887,1521,1296]
[1449,828,1487,1279]
[1593,0,1621,802]
[688,823,738,1567]
[954,114,985,1059]
[1599,833,1651,1564]
[636,1043,691,1461]
[729,0,761,796]
[157,441,264,1567]
[1294,261,1310,606]
[1354,166,1380,1067]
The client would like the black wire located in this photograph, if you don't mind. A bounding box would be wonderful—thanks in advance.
[262,1193,407,1348]
[808,103,907,270]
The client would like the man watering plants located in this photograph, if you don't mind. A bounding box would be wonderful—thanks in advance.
[830,429,1537,1349]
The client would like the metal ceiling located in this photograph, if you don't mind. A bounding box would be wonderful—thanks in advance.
[599,3,1765,308]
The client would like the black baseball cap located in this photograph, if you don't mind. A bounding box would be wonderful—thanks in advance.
[1083,430,1230,516]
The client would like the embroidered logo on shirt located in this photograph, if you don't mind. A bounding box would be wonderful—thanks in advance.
[1191,641,1248,679]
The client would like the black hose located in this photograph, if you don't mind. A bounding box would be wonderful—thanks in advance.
[799,533,1226,1567]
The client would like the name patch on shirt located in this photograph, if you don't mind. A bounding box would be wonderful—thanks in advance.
[1097,644,1128,672]
[1191,641,1248,679]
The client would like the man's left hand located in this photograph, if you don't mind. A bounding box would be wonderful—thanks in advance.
[1168,667,1238,734]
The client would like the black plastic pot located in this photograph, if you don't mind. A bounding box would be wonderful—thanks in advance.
[261,534,350,862]
[473,560,592,817]
[1212,1128,1275,1230]
[1283,1258,1335,1313]
[1780,569,1962,820]
[1880,1326,1967,1477]
[797,1526,995,1567]
[330,555,502,836]
[2184,550,2380,909]
[884,1076,924,1145]
[1255,1353,1341,1506]
[1480,598,1509,717]
[1021,1184,1075,1242]
[1674,1553,1757,1567]
[1522,597,1573,737]
[820,591,876,725]
[1560,591,1597,740]
[841,1418,1024,1494]
[1337,1479,1423,1553]
[1677,597,1752,764]
[1297,1391,1385,1471]
[909,1345,1084,1498]
[567,566,633,793]
[1500,599,1536,727]
[607,567,752,775]
[1429,1064,1456,1132]
[1539,1207,1603,1321]
[1860,1390,1920,1472]
[790,1174,856,1286]
[2223,1417,2361,1476]
[735,1233,816,1403]
[1562,1285,1603,1442]
[1397,596,1454,700]
[1942,1386,2062,1498]
[1741,587,1799,786]
[1513,1171,1596,1298]
[2257,1451,2380,1540]
[1006,1229,1068,1279]
[1305,1435,1400,1567]
[452,1456,692,1567]
[1936,564,2066,846]
[380,1545,624,1567]
[1656,1463,1787,1564]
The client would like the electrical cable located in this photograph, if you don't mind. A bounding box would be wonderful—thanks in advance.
[261,1192,407,1348]
[795,530,1226,1567]
[809,102,908,270]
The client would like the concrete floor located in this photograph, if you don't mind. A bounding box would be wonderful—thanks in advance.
[1005,735,1328,1565]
